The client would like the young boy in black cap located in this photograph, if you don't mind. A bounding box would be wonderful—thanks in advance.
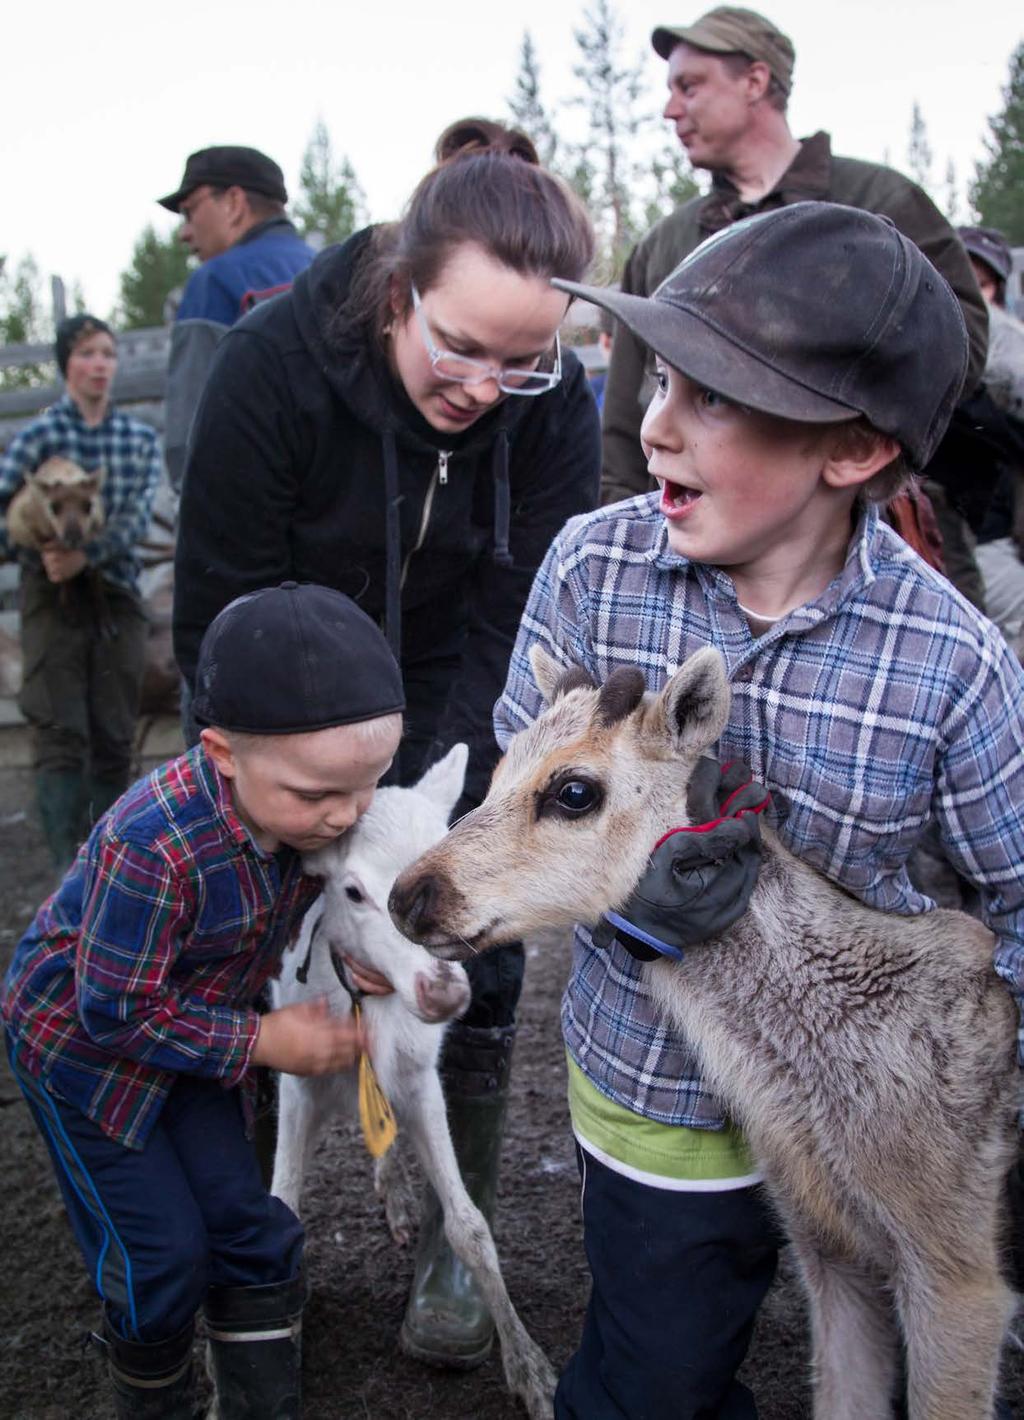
[2,581,405,1419]
[495,202,1024,1418]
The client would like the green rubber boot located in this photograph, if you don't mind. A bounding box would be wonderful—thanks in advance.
[35,768,86,871]
[400,1022,515,1370]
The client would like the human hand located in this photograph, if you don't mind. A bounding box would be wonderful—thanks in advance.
[251,997,367,1075]
[593,758,771,961]
[341,953,395,997]
[40,546,88,583]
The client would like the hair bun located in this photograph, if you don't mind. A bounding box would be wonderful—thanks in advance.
[434,117,539,167]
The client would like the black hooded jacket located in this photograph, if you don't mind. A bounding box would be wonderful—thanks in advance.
[173,230,601,806]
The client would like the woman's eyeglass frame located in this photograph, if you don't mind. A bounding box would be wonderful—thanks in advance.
[410,283,562,397]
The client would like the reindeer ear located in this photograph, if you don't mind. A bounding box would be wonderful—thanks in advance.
[415,743,469,820]
[529,643,594,706]
[655,648,730,757]
[93,465,107,490]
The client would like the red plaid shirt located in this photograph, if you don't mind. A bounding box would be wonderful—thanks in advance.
[2,746,321,1149]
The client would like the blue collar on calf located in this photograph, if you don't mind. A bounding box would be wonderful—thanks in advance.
[601,910,686,962]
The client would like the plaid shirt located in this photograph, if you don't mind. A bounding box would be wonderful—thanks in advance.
[0,395,162,591]
[1,746,321,1150]
[495,495,1024,1129]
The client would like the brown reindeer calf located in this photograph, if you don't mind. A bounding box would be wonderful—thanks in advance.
[390,644,1020,1420]
[7,456,106,552]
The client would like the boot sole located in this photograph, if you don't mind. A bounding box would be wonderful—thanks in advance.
[399,1319,494,1372]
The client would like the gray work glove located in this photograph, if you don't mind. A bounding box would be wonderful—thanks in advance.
[593,758,772,962]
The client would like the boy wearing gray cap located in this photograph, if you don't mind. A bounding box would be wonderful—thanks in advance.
[496,202,1024,1417]
[2,582,405,1418]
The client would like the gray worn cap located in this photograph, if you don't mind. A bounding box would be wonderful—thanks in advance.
[652,6,795,93]
[553,202,969,470]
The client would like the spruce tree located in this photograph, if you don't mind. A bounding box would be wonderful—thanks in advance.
[970,40,1024,244]
[116,226,192,329]
[294,120,366,249]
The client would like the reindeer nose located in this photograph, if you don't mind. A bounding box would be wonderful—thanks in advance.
[389,872,441,939]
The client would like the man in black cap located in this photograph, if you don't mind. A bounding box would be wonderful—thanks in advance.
[159,146,314,491]
[493,201,1024,1418]
[600,6,989,509]
[2,581,404,1419]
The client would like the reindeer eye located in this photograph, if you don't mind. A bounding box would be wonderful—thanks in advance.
[555,779,601,817]
[345,885,364,903]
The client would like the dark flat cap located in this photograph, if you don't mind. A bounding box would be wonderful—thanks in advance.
[652,6,795,93]
[158,146,288,212]
[554,202,968,470]
[192,582,405,735]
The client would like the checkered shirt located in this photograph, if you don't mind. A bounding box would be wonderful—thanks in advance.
[495,495,1024,1128]
[0,395,163,591]
[1,746,321,1150]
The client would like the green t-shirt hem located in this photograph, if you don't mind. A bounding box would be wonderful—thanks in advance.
[567,1051,758,1183]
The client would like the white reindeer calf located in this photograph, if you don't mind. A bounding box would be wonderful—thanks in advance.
[271,744,555,1420]
[390,647,1020,1420]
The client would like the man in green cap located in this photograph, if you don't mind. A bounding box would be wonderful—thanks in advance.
[600,6,988,511]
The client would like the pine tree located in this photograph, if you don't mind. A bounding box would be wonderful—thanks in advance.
[906,101,934,195]
[944,158,959,223]
[970,40,1024,244]
[570,0,649,281]
[508,31,558,168]
[294,120,366,249]
[0,254,52,389]
[116,226,192,329]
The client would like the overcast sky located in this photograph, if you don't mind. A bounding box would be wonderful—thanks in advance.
[4,0,1021,321]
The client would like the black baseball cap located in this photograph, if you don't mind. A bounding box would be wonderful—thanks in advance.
[554,202,969,469]
[957,225,1012,285]
[158,146,288,212]
[192,583,405,735]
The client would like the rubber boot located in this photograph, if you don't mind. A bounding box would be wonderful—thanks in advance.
[35,768,85,871]
[100,1311,196,1419]
[400,1022,515,1370]
[204,1271,306,1420]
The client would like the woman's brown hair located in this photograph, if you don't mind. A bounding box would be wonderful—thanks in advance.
[343,117,595,342]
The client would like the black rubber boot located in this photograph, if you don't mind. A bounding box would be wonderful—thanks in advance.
[400,1022,515,1370]
[35,768,85,870]
[101,1311,196,1419]
[204,1271,306,1420]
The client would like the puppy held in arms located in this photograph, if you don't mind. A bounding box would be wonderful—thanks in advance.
[7,456,106,553]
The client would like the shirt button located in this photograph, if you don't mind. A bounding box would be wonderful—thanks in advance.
[733,664,754,682]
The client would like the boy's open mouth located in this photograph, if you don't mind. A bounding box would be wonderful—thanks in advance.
[659,476,703,519]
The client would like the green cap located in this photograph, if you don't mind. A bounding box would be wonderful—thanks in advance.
[652,7,795,94]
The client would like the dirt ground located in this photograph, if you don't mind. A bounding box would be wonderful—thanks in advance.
[1,757,1021,1420]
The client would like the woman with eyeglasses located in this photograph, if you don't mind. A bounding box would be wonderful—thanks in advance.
[173,116,599,1365]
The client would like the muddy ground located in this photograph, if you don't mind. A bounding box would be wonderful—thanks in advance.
[1,755,1022,1419]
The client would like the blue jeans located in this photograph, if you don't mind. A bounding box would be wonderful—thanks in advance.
[555,1144,781,1420]
[7,1040,303,1341]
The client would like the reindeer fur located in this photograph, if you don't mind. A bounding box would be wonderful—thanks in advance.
[390,646,1020,1420]
[271,745,556,1419]
[7,456,105,551]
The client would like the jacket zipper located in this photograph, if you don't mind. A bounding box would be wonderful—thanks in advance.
[400,449,450,589]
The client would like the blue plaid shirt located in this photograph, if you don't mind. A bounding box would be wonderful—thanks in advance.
[0,396,162,591]
[495,495,1024,1128]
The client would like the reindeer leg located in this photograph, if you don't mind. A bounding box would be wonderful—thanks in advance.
[374,1141,417,1247]
[271,1072,330,1214]
[898,1263,1013,1420]
[399,1068,556,1420]
[792,1237,898,1420]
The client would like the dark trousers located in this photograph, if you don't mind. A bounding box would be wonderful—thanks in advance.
[19,566,148,780]
[7,1042,303,1342]
[555,1145,781,1420]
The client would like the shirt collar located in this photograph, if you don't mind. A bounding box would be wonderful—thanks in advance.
[190,743,267,857]
[699,131,833,236]
[54,391,116,429]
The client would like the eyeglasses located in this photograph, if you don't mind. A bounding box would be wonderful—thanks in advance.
[411,283,562,396]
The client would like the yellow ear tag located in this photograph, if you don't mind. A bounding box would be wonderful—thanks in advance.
[354,1002,398,1158]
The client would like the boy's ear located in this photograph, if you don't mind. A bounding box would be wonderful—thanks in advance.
[200,727,237,779]
[821,432,901,491]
